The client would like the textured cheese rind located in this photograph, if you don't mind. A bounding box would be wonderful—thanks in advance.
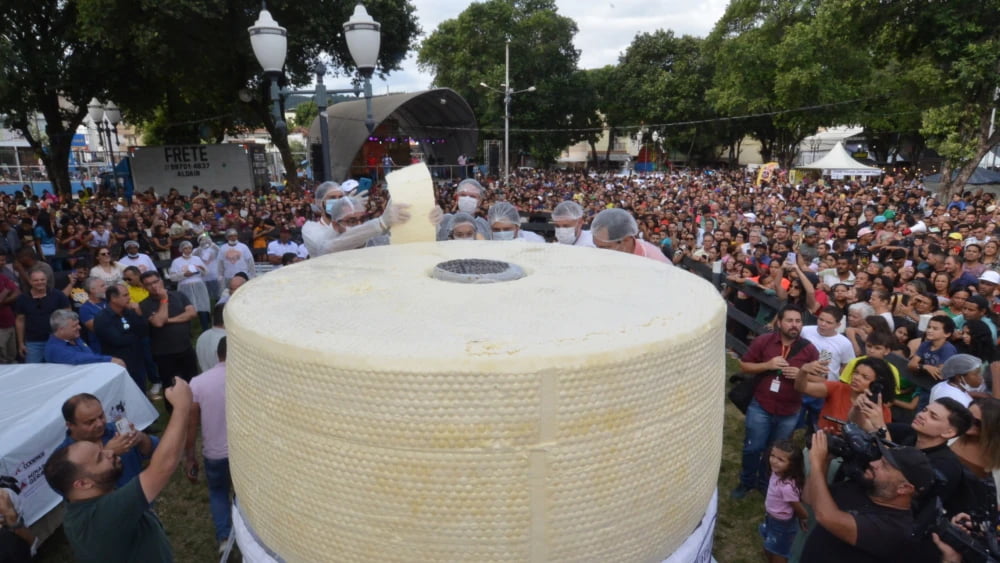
[226,241,726,562]
[386,163,437,245]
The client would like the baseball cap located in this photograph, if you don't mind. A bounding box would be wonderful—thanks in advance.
[874,215,887,224]
[857,227,874,237]
[948,232,963,241]
[980,270,1000,285]
[878,443,934,495]
[804,227,818,236]
[883,210,897,220]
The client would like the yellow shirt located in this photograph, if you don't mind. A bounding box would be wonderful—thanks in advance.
[128,285,150,304]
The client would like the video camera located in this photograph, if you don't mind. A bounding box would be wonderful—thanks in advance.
[915,498,1000,563]
[820,417,885,481]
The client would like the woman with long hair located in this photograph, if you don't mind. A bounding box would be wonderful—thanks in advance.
[795,357,896,434]
[932,272,952,307]
[950,397,1000,496]
[89,245,125,285]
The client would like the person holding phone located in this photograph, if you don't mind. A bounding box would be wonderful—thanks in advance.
[794,356,895,435]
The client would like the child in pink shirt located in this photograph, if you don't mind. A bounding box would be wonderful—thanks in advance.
[759,440,808,562]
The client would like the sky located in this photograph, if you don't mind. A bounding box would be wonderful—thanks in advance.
[358,0,730,94]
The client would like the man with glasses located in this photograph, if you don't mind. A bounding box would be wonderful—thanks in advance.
[139,271,199,386]
[94,284,148,391]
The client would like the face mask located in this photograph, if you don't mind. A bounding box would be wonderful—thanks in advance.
[453,234,475,241]
[227,240,237,246]
[492,230,516,241]
[127,250,138,257]
[457,196,478,214]
[200,240,210,248]
[325,199,338,216]
[554,227,577,245]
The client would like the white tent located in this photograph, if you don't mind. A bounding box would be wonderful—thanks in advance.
[796,141,882,178]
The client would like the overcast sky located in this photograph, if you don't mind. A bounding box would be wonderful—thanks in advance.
[358,0,730,94]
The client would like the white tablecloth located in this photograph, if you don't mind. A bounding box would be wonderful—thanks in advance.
[0,363,158,525]
[231,490,718,563]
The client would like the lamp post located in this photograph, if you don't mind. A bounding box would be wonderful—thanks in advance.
[249,3,380,183]
[480,39,535,186]
[87,98,122,191]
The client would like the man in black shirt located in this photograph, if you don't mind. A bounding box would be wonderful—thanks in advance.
[138,271,198,385]
[800,431,934,562]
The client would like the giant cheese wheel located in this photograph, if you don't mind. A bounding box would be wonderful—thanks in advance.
[225,241,726,562]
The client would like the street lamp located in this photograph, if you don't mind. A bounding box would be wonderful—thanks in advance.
[87,98,122,191]
[480,39,535,186]
[249,3,380,183]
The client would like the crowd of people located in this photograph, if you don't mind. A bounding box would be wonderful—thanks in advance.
[3,166,1000,561]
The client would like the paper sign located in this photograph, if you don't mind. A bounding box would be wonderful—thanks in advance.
[387,163,436,244]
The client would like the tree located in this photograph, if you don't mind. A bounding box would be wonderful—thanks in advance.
[292,101,319,131]
[418,0,598,169]
[2,0,420,195]
[611,31,722,166]
[706,0,821,168]
[0,0,131,196]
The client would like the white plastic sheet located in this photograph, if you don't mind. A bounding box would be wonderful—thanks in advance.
[0,363,158,524]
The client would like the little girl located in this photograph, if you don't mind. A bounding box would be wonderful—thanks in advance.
[759,440,808,563]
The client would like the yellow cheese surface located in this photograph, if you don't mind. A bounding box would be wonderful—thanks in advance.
[226,241,726,562]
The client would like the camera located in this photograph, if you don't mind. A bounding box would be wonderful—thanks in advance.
[821,418,883,481]
[915,498,1000,563]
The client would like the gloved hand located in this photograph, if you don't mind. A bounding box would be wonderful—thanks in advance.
[429,206,444,226]
[381,202,412,227]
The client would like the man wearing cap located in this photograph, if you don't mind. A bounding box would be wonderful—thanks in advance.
[800,430,932,562]
[865,397,972,519]
[978,270,1000,302]
[266,228,299,265]
[797,227,821,263]
[118,240,156,274]
[219,229,255,287]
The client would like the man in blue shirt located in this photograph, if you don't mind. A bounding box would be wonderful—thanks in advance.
[44,310,124,366]
[55,393,157,489]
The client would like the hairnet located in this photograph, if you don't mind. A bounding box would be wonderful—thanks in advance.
[487,202,520,226]
[314,181,344,215]
[590,208,638,242]
[447,212,477,234]
[552,200,584,221]
[315,181,343,201]
[940,353,983,380]
[178,240,193,251]
[327,196,366,223]
[456,178,485,197]
[225,228,239,237]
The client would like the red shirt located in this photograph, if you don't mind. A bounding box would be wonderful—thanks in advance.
[744,332,819,416]
[818,381,891,434]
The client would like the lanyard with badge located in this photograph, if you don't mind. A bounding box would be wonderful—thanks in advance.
[770,343,791,393]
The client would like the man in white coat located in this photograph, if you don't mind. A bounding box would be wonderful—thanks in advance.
[218,229,255,286]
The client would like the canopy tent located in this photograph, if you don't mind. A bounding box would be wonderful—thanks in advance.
[796,141,882,178]
[925,167,1000,186]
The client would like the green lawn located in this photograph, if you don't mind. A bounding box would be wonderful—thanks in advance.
[35,357,759,562]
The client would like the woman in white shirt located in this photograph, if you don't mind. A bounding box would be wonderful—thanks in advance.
[929,353,983,407]
[89,246,126,286]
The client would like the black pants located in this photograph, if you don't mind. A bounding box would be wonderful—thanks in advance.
[153,348,199,385]
[0,529,30,563]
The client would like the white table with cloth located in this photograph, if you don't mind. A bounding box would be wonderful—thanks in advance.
[0,363,159,529]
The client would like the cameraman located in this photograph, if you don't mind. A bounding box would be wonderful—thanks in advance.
[800,430,934,562]
[858,397,972,515]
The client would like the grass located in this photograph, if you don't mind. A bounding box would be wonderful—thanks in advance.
[36,356,760,562]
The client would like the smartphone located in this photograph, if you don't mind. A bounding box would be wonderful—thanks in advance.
[115,417,132,435]
[785,251,797,264]
[819,349,832,364]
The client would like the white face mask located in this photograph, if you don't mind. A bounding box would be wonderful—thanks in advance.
[554,227,577,245]
[457,196,478,214]
[492,230,516,241]
[127,250,138,257]
[227,240,237,246]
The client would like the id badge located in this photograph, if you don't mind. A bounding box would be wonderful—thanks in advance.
[769,377,781,393]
